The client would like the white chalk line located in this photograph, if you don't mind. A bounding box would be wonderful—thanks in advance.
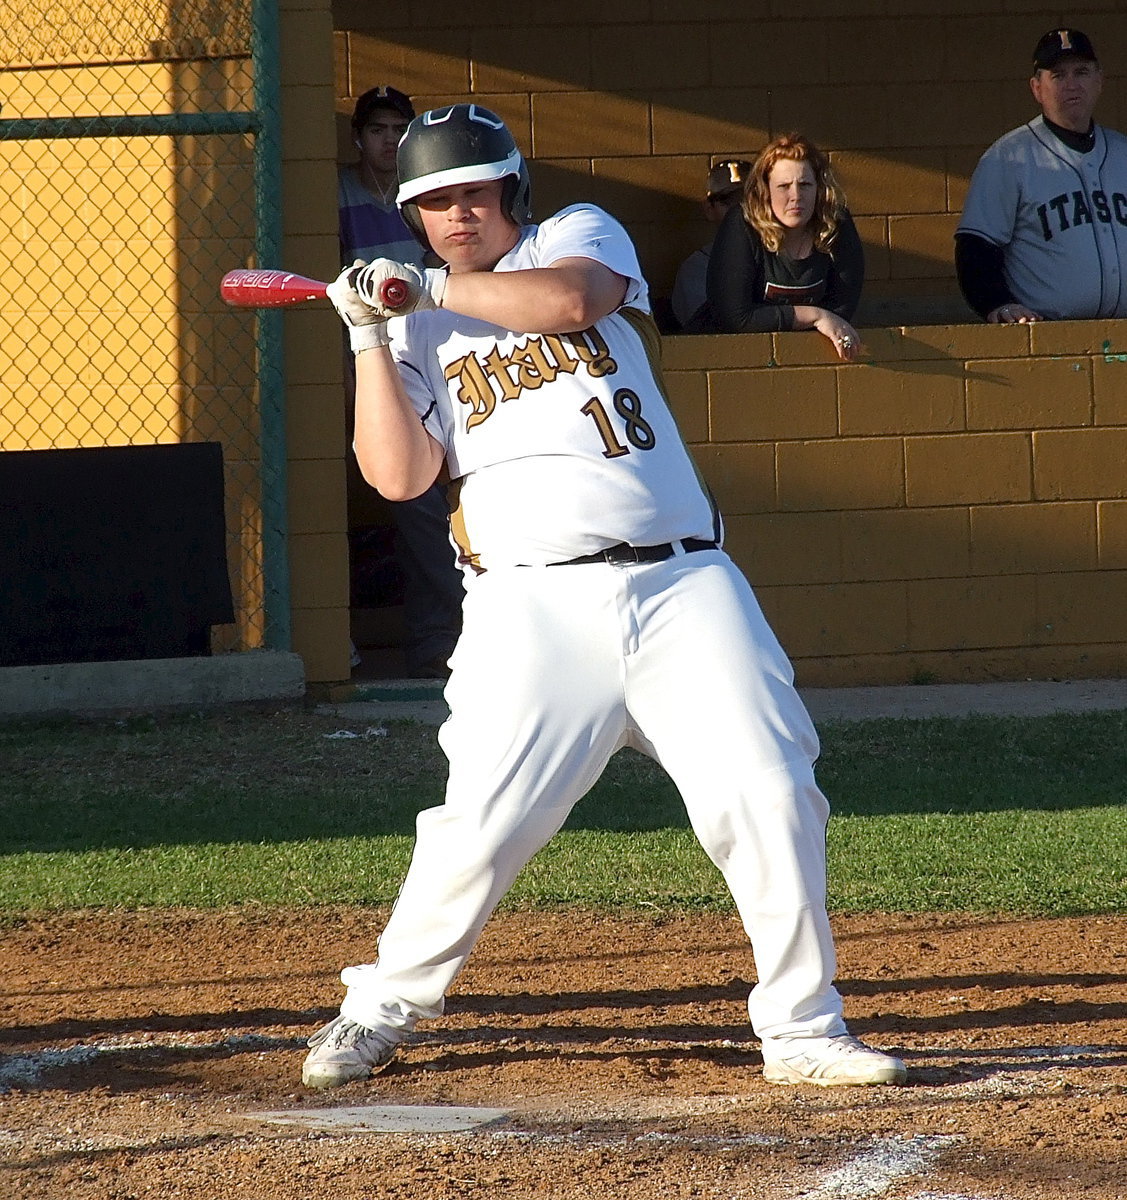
[914,1194,990,1200]
[0,1032,300,1089]
[794,1134,970,1199]
[1007,1044,1109,1059]
[0,1125,162,1156]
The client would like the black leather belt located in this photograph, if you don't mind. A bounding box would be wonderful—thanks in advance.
[549,538,718,566]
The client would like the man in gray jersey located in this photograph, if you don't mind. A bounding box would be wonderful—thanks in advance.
[956,28,1127,323]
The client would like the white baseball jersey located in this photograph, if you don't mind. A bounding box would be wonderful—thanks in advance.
[957,116,1127,319]
[389,204,720,570]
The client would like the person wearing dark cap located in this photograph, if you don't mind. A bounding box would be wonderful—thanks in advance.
[339,86,463,677]
[339,86,421,268]
[956,29,1127,323]
[669,159,752,332]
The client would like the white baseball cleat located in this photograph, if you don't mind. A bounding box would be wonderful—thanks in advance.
[301,1014,402,1089]
[762,1035,907,1086]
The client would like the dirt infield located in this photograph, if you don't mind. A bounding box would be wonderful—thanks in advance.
[1,908,1124,1199]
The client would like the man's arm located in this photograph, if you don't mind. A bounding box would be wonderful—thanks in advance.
[955,232,1014,319]
[956,139,1043,323]
[352,346,446,501]
[955,233,1042,323]
[442,257,628,333]
[327,264,446,501]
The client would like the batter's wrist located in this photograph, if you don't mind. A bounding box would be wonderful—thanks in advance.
[350,321,390,353]
[426,267,448,308]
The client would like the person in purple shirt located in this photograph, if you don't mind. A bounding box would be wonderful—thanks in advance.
[339,87,463,677]
[339,87,423,269]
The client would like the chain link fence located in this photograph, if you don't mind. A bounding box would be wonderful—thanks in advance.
[0,0,286,656]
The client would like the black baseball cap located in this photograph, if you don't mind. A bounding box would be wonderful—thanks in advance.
[1033,28,1097,71]
[707,159,751,201]
[350,86,415,133]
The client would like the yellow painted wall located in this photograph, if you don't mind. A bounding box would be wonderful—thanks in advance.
[332,1,1125,325]
[0,10,267,652]
[278,0,352,683]
[316,1,1127,687]
[664,320,1127,685]
[0,0,351,681]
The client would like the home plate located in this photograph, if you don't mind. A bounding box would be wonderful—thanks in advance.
[246,1105,511,1134]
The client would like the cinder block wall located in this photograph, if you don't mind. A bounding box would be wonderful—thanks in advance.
[665,322,1127,685]
[332,1,1125,326]
[314,2,1127,686]
[281,0,353,683]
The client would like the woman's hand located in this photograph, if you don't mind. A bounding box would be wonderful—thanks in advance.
[811,309,862,361]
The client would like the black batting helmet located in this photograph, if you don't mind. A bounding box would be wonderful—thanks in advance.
[396,104,533,250]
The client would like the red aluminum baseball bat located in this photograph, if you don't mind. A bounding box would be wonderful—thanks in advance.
[219,268,409,310]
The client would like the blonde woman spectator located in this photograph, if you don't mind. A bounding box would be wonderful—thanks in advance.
[707,133,864,359]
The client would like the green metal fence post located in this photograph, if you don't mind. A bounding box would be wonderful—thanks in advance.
[252,0,291,651]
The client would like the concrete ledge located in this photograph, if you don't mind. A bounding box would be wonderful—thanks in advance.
[318,677,1127,727]
[801,678,1127,723]
[0,651,306,718]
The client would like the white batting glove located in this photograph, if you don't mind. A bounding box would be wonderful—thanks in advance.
[354,258,447,317]
[326,260,389,353]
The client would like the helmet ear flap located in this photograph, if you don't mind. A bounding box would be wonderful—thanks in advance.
[501,166,533,225]
[400,200,431,251]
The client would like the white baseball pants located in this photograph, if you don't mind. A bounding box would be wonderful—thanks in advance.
[339,550,847,1049]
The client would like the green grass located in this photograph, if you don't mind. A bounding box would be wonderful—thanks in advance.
[0,706,1124,915]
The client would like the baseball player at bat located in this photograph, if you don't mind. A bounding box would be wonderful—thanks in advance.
[302,104,907,1091]
[956,28,1127,323]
